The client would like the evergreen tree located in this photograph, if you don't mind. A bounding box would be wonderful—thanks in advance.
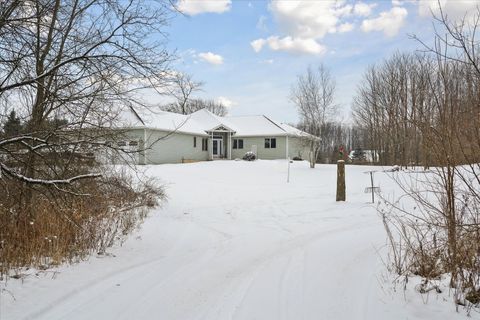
[3,110,22,137]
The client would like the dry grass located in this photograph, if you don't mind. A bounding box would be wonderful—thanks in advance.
[380,165,480,309]
[0,168,164,278]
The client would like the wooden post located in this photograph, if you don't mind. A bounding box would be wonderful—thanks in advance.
[336,160,346,201]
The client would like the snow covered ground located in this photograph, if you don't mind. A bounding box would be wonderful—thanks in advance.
[1,160,477,319]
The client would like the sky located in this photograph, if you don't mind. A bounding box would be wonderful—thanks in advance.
[164,0,478,124]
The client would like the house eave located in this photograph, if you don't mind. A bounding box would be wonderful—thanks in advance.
[115,126,209,137]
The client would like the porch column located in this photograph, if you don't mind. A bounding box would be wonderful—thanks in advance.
[286,135,289,159]
[228,131,231,160]
[210,131,213,160]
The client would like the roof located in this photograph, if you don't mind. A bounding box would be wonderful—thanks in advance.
[189,109,237,132]
[115,108,208,136]
[117,108,313,138]
[224,115,286,137]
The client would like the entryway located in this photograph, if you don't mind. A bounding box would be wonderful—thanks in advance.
[212,136,223,158]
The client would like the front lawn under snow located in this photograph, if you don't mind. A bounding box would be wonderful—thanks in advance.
[1,160,477,319]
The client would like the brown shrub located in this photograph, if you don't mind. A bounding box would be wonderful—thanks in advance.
[0,168,164,278]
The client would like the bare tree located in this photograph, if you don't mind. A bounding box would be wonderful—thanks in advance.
[291,64,338,168]
[164,72,204,115]
[356,5,480,310]
[0,0,172,275]
[162,98,228,116]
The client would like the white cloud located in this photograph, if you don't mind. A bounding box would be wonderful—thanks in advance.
[250,39,266,52]
[361,7,408,37]
[177,0,231,16]
[392,0,404,6]
[251,36,326,55]
[418,0,479,22]
[198,52,224,65]
[354,2,376,17]
[338,22,354,33]
[257,15,268,32]
[269,0,353,39]
[216,96,235,108]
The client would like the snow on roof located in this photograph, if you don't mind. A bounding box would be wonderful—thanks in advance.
[117,108,313,137]
[189,109,237,132]
[116,108,207,136]
[224,115,286,137]
[277,122,311,137]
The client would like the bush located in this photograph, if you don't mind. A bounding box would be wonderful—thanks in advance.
[292,156,302,161]
[243,151,256,161]
[0,167,164,278]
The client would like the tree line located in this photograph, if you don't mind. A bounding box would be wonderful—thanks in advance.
[363,8,480,309]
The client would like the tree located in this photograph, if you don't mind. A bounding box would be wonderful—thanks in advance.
[2,110,22,137]
[162,98,228,116]
[291,64,338,168]
[0,0,172,275]
[0,0,173,182]
[357,5,480,308]
[164,72,204,115]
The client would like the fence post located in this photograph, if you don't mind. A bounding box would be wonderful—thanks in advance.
[336,160,346,201]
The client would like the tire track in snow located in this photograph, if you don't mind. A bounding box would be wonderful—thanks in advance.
[208,220,379,320]
[21,221,228,320]
[23,215,379,320]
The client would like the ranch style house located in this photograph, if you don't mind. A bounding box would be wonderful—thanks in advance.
[114,108,314,165]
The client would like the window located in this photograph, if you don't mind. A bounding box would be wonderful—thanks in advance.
[202,138,208,151]
[193,137,197,148]
[233,139,243,149]
[129,140,138,147]
[265,138,276,149]
[117,141,126,147]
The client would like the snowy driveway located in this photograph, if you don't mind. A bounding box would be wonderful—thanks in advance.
[1,161,473,319]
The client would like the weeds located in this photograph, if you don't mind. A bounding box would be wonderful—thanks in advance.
[0,167,164,278]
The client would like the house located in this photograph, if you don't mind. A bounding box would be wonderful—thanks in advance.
[113,108,315,164]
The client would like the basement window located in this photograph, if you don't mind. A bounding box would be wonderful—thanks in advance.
[265,138,276,149]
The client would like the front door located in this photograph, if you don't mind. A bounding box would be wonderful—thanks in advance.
[213,138,223,157]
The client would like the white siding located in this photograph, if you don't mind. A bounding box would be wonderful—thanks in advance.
[231,136,310,160]
[145,129,209,164]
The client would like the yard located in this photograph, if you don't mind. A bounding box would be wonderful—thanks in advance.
[1,160,475,319]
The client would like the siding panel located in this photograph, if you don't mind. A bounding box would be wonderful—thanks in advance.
[145,130,209,164]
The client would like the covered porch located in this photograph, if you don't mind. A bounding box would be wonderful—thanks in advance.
[207,125,235,160]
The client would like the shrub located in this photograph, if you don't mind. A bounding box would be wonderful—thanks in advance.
[0,167,164,278]
[243,151,256,161]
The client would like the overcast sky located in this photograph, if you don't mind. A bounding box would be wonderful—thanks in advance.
[165,0,477,123]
